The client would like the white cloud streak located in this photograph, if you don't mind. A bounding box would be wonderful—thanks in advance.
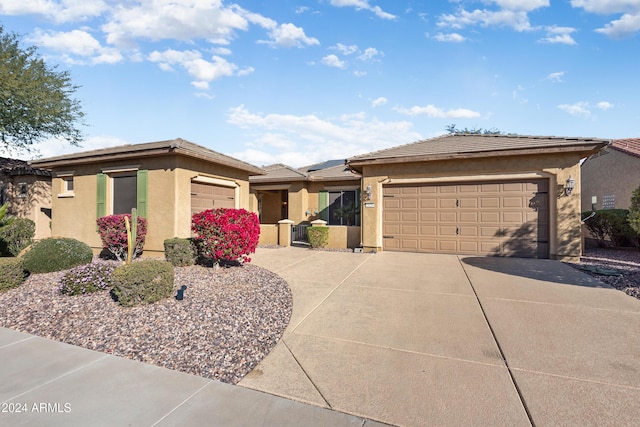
[394,105,481,119]
[329,0,397,20]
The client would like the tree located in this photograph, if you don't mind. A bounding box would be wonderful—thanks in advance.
[0,25,84,152]
[446,124,505,135]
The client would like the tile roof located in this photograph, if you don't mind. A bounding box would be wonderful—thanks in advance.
[0,157,51,177]
[610,138,640,158]
[347,134,610,166]
[29,138,265,175]
[250,164,307,183]
[303,163,359,181]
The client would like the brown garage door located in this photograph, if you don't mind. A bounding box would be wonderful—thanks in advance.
[382,179,549,258]
[191,182,235,216]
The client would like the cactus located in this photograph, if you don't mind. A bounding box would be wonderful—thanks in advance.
[124,208,138,265]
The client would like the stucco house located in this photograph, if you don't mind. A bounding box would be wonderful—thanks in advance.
[250,160,361,248]
[581,138,640,211]
[0,157,52,240]
[29,138,264,256]
[347,134,608,261]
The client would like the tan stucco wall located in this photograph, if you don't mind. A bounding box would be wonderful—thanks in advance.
[3,176,52,240]
[49,154,252,256]
[259,224,278,245]
[358,152,586,261]
[581,148,640,211]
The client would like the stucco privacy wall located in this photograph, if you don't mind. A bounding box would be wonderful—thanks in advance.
[581,147,640,210]
[4,176,52,240]
[358,153,584,261]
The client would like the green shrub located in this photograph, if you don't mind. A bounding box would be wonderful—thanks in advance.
[112,260,174,307]
[629,186,640,235]
[21,237,93,274]
[58,262,116,295]
[307,227,329,249]
[0,258,26,292]
[0,218,35,256]
[164,238,197,266]
[582,209,637,248]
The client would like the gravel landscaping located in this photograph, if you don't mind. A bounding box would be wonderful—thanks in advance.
[570,243,640,300]
[0,262,292,385]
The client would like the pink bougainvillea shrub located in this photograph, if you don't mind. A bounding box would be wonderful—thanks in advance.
[191,208,260,264]
[96,214,148,261]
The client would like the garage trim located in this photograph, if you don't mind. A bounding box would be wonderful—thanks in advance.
[191,175,239,209]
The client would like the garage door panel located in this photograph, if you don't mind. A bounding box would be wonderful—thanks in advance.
[191,182,235,215]
[382,180,549,258]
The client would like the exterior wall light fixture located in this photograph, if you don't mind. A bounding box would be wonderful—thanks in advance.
[365,184,373,201]
[565,176,576,196]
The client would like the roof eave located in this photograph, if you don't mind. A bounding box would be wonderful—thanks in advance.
[348,143,608,169]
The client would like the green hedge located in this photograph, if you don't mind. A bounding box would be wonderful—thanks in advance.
[164,238,197,266]
[307,227,329,249]
[21,238,93,274]
[112,260,174,307]
[0,258,26,292]
[582,209,639,248]
[0,218,35,256]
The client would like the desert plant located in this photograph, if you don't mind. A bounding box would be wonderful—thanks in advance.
[111,260,174,307]
[0,257,26,292]
[583,209,637,248]
[307,226,329,248]
[164,238,197,266]
[628,186,640,236]
[191,208,260,265]
[97,214,147,261]
[0,203,14,228]
[124,208,138,264]
[0,218,35,256]
[21,237,93,274]
[58,262,116,295]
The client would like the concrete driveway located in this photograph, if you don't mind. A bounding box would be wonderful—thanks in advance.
[240,247,640,426]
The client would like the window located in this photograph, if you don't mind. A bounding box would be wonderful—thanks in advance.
[602,195,615,210]
[18,182,27,198]
[328,190,360,226]
[112,174,137,215]
[63,177,74,193]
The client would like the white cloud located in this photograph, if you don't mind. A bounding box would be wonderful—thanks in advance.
[596,13,640,37]
[558,101,592,118]
[330,43,359,55]
[322,54,346,68]
[597,101,614,110]
[438,9,535,32]
[0,0,108,23]
[394,104,481,119]
[358,47,383,61]
[329,0,397,20]
[29,29,124,64]
[433,32,467,42]
[259,22,320,48]
[371,97,388,107]
[148,49,238,87]
[227,105,421,167]
[539,26,577,44]
[102,0,250,48]
[546,71,565,82]
[571,0,640,38]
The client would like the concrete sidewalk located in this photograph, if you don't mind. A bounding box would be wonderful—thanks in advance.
[0,327,386,426]
[241,247,640,426]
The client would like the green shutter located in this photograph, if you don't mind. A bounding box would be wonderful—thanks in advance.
[318,190,329,221]
[355,189,361,226]
[96,173,107,218]
[136,169,148,218]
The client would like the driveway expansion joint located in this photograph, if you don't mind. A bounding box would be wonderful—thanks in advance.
[458,256,536,427]
[282,339,333,409]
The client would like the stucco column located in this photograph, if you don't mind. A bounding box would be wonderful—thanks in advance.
[277,219,294,247]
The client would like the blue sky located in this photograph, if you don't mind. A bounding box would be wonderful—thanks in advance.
[1,0,639,167]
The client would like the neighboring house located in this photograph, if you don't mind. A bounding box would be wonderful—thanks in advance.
[0,157,52,240]
[581,138,640,211]
[347,134,608,262]
[250,160,361,226]
[29,139,264,256]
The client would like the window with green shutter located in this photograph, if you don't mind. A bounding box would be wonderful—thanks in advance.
[318,190,329,221]
[96,173,107,218]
